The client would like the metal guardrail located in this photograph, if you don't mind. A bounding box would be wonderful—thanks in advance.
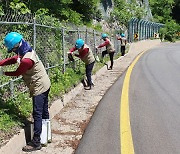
[128,17,164,42]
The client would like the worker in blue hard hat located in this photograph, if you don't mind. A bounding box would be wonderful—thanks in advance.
[96,33,115,70]
[117,33,127,56]
[0,32,51,152]
[68,39,95,90]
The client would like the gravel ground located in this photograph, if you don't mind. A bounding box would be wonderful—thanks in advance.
[0,40,161,154]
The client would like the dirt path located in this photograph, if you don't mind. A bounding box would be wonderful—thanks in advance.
[0,40,161,154]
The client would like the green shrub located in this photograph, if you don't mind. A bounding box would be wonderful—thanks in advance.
[160,20,179,42]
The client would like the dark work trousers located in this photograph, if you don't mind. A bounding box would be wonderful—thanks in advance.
[32,88,50,144]
[102,50,115,69]
[85,61,95,86]
[121,46,125,56]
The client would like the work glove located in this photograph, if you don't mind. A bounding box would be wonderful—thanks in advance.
[95,55,100,62]
[68,53,74,62]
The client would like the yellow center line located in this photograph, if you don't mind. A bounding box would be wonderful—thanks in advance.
[120,51,145,154]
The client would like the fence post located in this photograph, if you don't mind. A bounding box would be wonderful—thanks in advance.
[46,63,50,75]
[93,30,96,54]
[62,27,66,73]
[33,18,36,51]
[77,28,81,68]
[9,79,14,97]
[77,28,80,39]
[85,29,88,44]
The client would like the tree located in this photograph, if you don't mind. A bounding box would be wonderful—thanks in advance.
[172,0,180,23]
[71,0,100,23]
[110,0,146,27]
[149,0,174,23]
[27,0,83,24]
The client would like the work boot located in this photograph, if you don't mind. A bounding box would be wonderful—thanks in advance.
[108,66,113,70]
[22,141,42,152]
[84,83,94,90]
[81,79,87,87]
[22,136,41,152]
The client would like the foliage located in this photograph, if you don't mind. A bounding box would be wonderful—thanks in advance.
[94,9,103,22]
[172,0,180,23]
[110,0,146,27]
[0,92,31,131]
[0,0,30,14]
[9,0,31,14]
[49,65,85,99]
[149,0,174,23]
[92,23,103,31]
[150,0,180,24]
[0,5,4,15]
[26,0,82,25]
[0,0,101,25]
[149,0,180,42]
[71,0,100,23]
[159,20,180,42]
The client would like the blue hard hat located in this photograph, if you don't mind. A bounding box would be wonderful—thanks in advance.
[4,32,23,52]
[75,39,84,49]
[121,33,125,37]
[101,33,108,39]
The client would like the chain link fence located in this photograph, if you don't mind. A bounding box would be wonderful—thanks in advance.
[0,12,163,100]
[0,11,121,99]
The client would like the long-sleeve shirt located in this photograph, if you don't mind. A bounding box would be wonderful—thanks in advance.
[69,44,95,65]
[97,38,115,53]
[117,37,127,46]
[0,55,34,76]
[69,46,89,59]
[97,40,110,48]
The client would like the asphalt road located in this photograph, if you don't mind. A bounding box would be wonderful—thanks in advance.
[75,72,125,154]
[75,42,180,154]
[130,42,180,154]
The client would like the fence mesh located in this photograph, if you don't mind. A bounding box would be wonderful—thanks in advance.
[0,12,123,100]
[0,11,162,100]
